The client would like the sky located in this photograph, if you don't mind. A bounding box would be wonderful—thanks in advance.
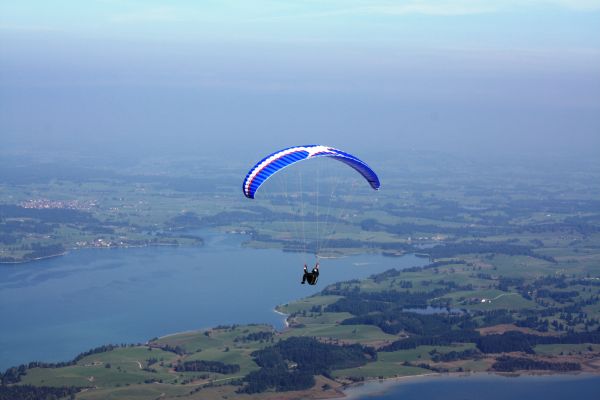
[1,1,599,162]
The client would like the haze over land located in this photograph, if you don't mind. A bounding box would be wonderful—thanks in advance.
[1,0,599,162]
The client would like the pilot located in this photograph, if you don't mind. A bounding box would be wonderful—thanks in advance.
[301,262,319,285]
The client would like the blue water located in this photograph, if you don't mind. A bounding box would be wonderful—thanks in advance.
[0,231,425,369]
[345,374,600,400]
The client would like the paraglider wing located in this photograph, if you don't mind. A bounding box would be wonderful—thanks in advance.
[242,145,380,199]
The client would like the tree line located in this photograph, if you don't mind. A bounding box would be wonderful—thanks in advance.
[492,356,580,372]
[0,384,80,400]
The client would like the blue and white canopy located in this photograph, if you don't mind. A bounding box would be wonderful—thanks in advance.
[243,145,380,199]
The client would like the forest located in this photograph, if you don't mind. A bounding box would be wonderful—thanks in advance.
[240,337,373,393]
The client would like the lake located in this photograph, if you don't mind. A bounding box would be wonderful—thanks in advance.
[344,373,600,400]
[0,231,426,370]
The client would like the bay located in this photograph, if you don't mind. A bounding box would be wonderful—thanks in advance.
[0,231,425,369]
[344,374,600,400]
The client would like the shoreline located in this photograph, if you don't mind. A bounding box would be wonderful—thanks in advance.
[0,236,375,266]
[341,372,442,399]
[0,242,202,265]
[273,308,290,329]
[338,371,600,399]
[0,251,68,264]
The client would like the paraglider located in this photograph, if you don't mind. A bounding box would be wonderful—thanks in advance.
[243,145,380,199]
[242,145,380,285]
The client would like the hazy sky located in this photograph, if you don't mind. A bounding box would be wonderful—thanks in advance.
[1,1,599,161]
